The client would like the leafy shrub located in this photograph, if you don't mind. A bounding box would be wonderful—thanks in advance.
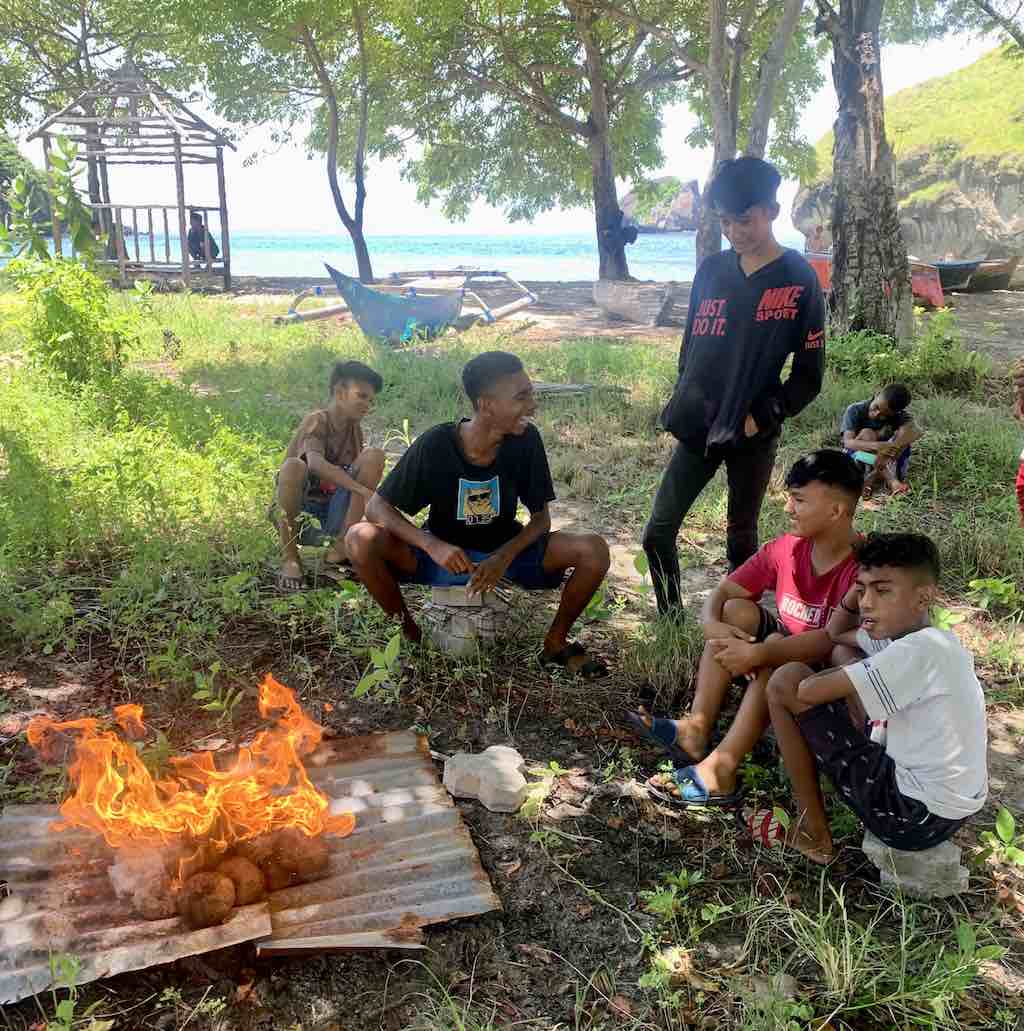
[828,309,989,394]
[7,257,150,382]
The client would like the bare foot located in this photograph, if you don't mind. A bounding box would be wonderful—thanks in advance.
[689,755,737,797]
[276,558,305,593]
[783,829,834,866]
[323,540,348,565]
[889,480,910,496]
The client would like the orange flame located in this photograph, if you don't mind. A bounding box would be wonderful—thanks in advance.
[26,675,354,852]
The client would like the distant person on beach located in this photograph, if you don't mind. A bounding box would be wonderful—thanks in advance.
[840,384,922,498]
[643,156,826,617]
[347,351,611,677]
[272,361,386,593]
[805,224,828,254]
[632,450,863,806]
[764,533,987,864]
[187,211,220,263]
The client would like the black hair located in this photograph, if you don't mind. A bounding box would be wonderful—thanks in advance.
[879,383,911,411]
[329,359,382,394]
[462,351,525,409]
[784,448,864,504]
[706,156,782,217]
[189,211,203,223]
[856,533,940,583]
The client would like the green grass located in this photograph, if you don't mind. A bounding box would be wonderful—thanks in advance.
[807,44,1024,183]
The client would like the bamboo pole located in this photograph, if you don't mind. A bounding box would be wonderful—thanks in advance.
[173,135,189,287]
[163,209,170,262]
[114,207,128,286]
[216,146,231,290]
[132,207,140,261]
[41,136,62,258]
[147,209,155,263]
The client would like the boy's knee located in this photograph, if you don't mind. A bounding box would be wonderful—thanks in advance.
[344,521,380,561]
[767,662,812,705]
[583,533,611,573]
[362,447,386,471]
[856,428,879,442]
[721,597,761,632]
[279,456,307,485]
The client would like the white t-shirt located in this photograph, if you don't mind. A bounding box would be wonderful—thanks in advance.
[844,627,988,820]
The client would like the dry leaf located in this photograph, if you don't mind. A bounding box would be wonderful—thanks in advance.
[575,902,594,919]
[496,859,522,878]
[710,862,729,879]
[608,995,633,1019]
[235,980,256,1004]
[323,702,334,713]
[516,943,553,964]
[656,946,720,991]
[607,816,624,830]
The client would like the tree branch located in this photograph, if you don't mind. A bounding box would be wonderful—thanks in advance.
[968,0,1024,47]
[589,1,708,77]
[745,0,804,158]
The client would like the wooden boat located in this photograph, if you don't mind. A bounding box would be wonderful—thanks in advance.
[966,256,1019,292]
[934,260,980,291]
[276,266,537,340]
[807,253,945,308]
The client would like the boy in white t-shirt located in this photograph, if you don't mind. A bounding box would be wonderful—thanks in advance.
[764,533,988,865]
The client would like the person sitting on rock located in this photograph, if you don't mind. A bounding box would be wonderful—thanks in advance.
[840,383,922,498]
[346,351,611,677]
[630,449,863,805]
[272,360,386,592]
[764,532,987,865]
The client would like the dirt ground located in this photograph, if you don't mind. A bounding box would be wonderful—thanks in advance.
[226,275,1024,361]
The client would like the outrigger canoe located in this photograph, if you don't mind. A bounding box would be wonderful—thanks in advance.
[806,253,945,308]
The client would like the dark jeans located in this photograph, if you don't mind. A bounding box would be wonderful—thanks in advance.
[642,438,779,613]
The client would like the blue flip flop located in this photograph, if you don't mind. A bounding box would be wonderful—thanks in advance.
[646,765,745,809]
[623,710,703,766]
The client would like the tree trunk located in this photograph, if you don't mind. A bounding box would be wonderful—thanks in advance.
[696,0,734,264]
[745,0,804,159]
[827,0,912,338]
[302,24,375,283]
[589,130,630,280]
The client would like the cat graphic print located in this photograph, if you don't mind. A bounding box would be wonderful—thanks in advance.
[457,477,500,526]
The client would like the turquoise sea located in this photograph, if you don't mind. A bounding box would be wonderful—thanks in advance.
[31,227,805,281]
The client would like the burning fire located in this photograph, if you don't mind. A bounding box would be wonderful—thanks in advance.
[26,674,354,854]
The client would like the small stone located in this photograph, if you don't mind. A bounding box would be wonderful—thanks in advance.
[0,895,25,921]
[422,589,511,656]
[444,745,528,812]
[862,831,969,898]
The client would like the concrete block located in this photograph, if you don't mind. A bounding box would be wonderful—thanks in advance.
[862,831,969,898]
[443,745,527,813]
[422,588,511,656]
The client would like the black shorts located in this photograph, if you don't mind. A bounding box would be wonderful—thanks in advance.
[754,605,789,642]
[796,701,966,852]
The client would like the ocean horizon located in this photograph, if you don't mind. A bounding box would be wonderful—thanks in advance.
[41,228,804,282]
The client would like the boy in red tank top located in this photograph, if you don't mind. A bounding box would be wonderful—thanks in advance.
[626,450,864,806]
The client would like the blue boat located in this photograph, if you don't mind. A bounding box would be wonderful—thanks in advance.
[325,263,464,342]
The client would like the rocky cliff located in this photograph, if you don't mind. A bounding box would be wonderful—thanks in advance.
[621,176,701,232]
[793,47,1024,261]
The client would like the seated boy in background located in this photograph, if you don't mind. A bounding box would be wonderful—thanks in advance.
[766,533,987,864]
[273,360,386,592]
[840,384,922,498]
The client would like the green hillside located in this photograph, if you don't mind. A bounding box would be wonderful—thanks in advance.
[808,45,1024,183]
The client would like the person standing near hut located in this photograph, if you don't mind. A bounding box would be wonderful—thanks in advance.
[643,157,826,618]
[187,211,220,264]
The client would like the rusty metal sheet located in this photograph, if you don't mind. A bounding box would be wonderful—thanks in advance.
[0,732,501,998]
[258,731,502,954]
[0,805,272,1004]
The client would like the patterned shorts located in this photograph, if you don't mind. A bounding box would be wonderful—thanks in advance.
[796,701,965,851]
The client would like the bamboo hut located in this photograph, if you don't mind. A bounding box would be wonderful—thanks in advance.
[28,65,235,289]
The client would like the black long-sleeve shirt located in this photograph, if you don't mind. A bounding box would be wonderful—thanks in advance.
[661,248,825,449]
[187,225,219,261]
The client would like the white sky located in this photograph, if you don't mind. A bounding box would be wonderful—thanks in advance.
[18,34,997,236]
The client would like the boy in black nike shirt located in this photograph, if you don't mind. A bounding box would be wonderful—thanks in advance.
[347,352,611,677]
[644,157,825,616]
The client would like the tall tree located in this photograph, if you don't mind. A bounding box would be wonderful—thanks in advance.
[399,0,695,280]
[966,0,1024,48]
[162,0,405,282]
[814,0,912,338]
[599,0,822,259]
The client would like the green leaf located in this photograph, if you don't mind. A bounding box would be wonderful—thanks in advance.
[956,920,976,957]
[975,945,1006,961]
[354,676,373,697]
[384,632,401,667]
[1004,845,1024,866]
[192,689,210,699]
[996,806,1015,845]
[370,648,386,668]
[633,552,650,577]
[772,806,791,831]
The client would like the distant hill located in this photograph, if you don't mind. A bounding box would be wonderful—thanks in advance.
[794,46,1024,260]
[621,177,701,232]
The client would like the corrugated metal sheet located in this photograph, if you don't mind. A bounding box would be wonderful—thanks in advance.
[0,731,500,1000]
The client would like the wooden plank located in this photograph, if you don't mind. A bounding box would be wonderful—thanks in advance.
[113,208,127,287]
[147,208,155,263]
[132,208,140,261]
[216,146,231,290]
[163,209,171,262]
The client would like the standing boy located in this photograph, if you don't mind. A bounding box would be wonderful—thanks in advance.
[840,384,922,497]
[644,157,826,616]
[766,533,987,864]
[347,351,610,676]
[273,360,386,592]
[634,450,864,803]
